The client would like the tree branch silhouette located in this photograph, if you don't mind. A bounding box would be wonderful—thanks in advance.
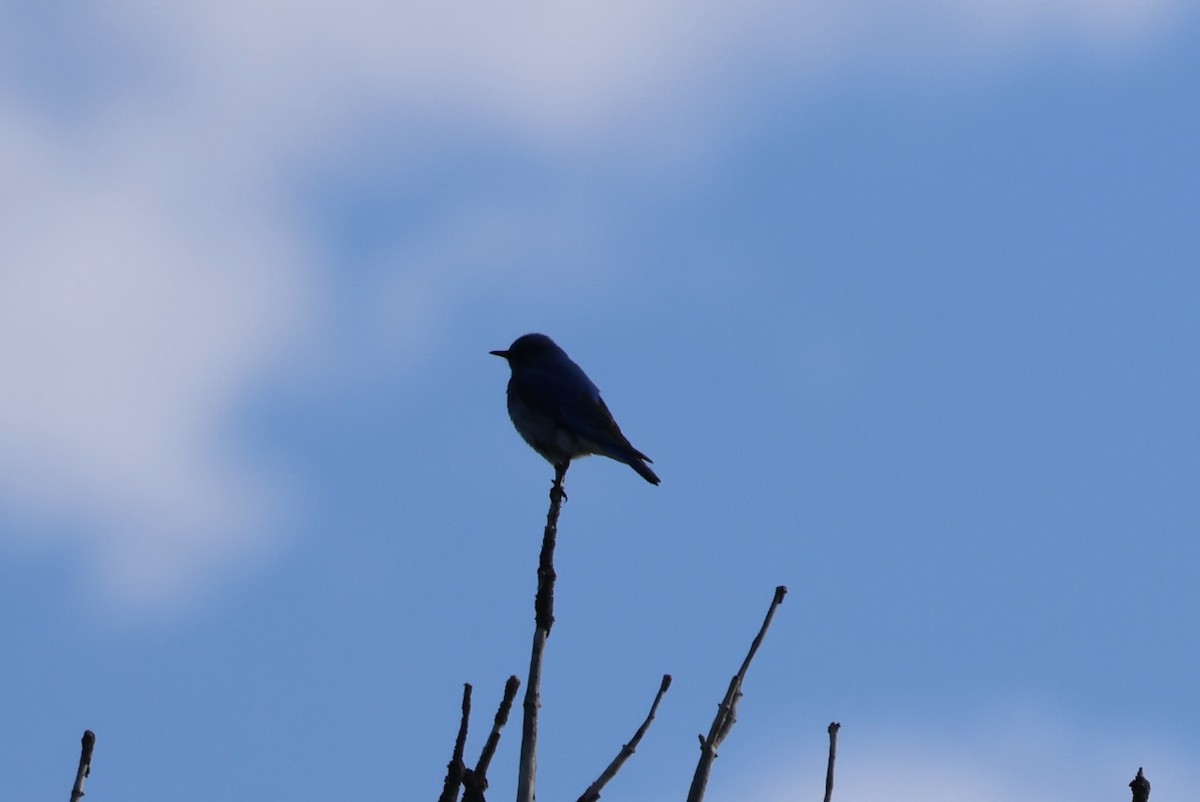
[686,585,788,802]
[576,674,672,802]
[823,722,841,802]
[516,462,568,802]
[1130,768,1151,802]
[70,729,95,802]
[463,676,521,802]
[438,685,473,802]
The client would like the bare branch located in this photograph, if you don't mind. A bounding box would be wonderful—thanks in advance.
[823,722,841,802]
[1130,768,1151,802]
[462,676,521,802]
[686,586,788,802]
[476,676,521,779]
[516,462,569,802]
[438,685,473,802]
[736,585,787,680]
[69,730,95,802]
[575,674,673,802]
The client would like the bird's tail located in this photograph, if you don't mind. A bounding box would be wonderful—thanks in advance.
[581,426,661,485]
[626,454,661,485]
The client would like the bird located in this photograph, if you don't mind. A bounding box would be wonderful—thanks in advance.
[491,333,660,485]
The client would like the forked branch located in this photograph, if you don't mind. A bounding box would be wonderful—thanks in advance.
[686,586,788,802]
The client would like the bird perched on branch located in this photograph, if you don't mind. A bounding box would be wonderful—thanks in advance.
[491,333,660,485]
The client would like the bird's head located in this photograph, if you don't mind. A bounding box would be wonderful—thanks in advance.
[490,333,563,366]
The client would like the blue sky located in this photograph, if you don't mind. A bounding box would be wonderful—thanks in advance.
[2,1,1198,800]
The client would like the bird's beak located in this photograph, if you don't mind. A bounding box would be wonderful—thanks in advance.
[489,349,509,359]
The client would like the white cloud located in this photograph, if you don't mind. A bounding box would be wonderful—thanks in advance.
[0,105,314,609]
[0,0,1187,609]
[734,707,1198,802]
[940,0,1180,47]
[97,0,1190,150]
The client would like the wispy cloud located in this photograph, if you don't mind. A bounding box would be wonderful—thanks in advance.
[0,0,1187,608]
[735,707,1196,802]
[0,102,314,608]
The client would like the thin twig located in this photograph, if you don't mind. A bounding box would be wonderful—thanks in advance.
[823,722,841,802]
[69,730,95,802]
[438,684,473,802]
[686,586,788,802]
[477,676,521,779]
[1130,767,1151,802]
[576,674,673,802]
[463,676,521,802]
[516,462,568,802]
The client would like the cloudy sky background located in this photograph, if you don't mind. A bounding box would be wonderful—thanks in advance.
[2,1,1198,799]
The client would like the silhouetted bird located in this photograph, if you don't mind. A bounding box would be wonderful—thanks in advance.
[491,333,660,485]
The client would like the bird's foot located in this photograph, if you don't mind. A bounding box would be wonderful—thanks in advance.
[551,463,569,502]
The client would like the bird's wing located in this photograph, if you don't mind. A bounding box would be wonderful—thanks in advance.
[511,365,647,458]
[575,396,652,463]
